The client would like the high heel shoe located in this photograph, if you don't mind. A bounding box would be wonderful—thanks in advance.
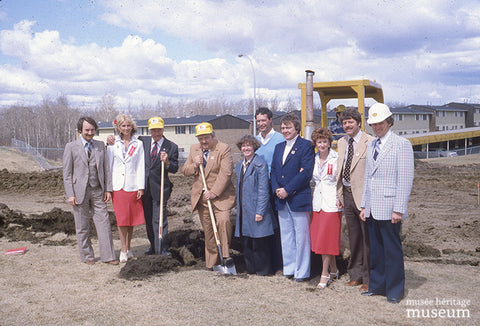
[316,275,330,289]
[119,251,128,263]
[330,270,339,281]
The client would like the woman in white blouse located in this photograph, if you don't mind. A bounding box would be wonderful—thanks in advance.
[108,114,145,263]
[310,127,342,289]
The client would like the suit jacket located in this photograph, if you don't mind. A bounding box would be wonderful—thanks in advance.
[336,131,375,210]
[107,135,145,192]
[63,138,112,205]
[270,136,314,212]
[139,136,179,201]
[360,131,414,220]
[182,139,235,212]
[234,154,275,238]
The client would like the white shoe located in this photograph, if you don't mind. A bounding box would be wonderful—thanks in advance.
[127,250,134,259]
[119,251,128,263]
[317,275,331,289]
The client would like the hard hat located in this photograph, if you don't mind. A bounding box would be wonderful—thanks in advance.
[195,122,213,136]
[334,104,346,113]
[367,103,392,124]
[148,117,164,129]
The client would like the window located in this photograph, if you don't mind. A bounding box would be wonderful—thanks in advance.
[175,126,186,134]
[415,114,420,121]
[395,114,404,121]
[423,114,428,120]
[189,126,196,134]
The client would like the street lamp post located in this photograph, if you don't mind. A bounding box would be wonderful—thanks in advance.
[238,54,257,136]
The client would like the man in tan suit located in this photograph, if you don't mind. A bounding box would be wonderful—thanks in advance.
[63,117,118,265]
[182,122,235,270]
[336,108,374,291]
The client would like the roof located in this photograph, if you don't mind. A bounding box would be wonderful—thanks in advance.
[98,114,252,129]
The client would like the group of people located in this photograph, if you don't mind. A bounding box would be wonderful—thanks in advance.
[63,102,413,304]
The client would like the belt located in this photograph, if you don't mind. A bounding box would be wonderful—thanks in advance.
[343,186,352,193]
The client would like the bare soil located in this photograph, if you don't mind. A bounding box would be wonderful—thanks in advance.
[0,151,479,325]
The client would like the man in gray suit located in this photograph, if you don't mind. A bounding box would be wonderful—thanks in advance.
[336,108,374,292]
[360,103,414,304]
[63,117,118,265]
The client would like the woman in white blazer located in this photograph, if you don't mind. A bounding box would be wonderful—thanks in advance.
[108,114,145,263]
[310,127,342,289]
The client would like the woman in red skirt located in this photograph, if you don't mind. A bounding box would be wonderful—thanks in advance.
[108,114,145,263]
[310,127,342,289]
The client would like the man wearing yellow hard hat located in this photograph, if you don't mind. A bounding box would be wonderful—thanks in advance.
[329,104,346,141]
[182,122,236,270]
[107,116,179,256]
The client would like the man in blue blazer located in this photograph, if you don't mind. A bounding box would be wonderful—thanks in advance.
[271,114,315,281]
[360,103,414,304]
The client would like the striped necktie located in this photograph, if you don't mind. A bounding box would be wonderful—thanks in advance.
[344,137,354,182]
[374,139,381,160]
[151,142,158,160]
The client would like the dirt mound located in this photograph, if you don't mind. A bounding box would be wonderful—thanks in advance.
[0,169,64,193]
[119,255,182,280]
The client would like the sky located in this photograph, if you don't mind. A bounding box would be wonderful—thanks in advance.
[1,0,480,111]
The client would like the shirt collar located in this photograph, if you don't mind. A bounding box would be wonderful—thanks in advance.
[348,130,362,144]
[285,135,298,146]
[258,128,275,144]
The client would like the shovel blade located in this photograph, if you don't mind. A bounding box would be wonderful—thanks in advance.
[213,260,237,275]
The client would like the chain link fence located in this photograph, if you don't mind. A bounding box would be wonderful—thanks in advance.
[8,138,63,170]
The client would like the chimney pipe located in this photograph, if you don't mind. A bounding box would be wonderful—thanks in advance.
[305,70,315,140]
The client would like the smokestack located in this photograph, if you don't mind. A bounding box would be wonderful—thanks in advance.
[305,70,315,141]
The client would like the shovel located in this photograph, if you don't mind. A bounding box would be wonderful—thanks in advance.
[159,160,165,240]
[199,164,236,275]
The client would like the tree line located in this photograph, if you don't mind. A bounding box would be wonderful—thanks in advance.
[0,94,300,151]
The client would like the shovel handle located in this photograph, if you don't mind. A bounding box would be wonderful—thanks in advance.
[199,165,222,249]
[159,160,165,239]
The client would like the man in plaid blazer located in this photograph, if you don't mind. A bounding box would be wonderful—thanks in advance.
[360,103,414,304]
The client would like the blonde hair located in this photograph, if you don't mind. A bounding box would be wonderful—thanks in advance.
[114,114,137,136]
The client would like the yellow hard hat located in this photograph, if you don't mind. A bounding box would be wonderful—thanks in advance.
[195,122,213,136]
[148,117,164,129]
[334,105,346,113]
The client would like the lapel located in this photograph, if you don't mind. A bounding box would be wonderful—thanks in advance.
[92,140,101,167]
[76,138,88,166]
[283,137,300,166]
[204,139,218,177]
[372,135,393,173]
[351,132,368,170]
[241,155,256,180]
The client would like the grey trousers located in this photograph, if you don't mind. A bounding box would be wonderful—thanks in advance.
[72,186,116,262]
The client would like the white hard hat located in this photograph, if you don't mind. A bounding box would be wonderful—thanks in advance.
[367,103,392,124]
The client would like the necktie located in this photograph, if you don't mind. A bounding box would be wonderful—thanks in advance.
[86,142,92,159]
[151,142,158,160]
[344,137,354,182]
[242,160,250,176]
[202,149,209,167]
[374,139,381,160]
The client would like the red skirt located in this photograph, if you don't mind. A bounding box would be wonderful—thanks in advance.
[310,210,342,255]
[112,190,145,227]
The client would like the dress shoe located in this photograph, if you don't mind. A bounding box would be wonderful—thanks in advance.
[359,284,369,292]
[285,274,294,280]
[274,270,284,276]
[106,260,119,265]
[144,247,155,255]
[344,280,361,286]
[387,297,401,304]
[361,291,376,296]
[294,277,309,282]
[85,260,95,265]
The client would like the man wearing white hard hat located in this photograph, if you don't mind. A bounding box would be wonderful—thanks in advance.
[359,103,414,304]
[182,123,236,270]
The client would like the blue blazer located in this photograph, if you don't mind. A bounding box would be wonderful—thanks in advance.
[235,154,275,238]
[271,136,315,212]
